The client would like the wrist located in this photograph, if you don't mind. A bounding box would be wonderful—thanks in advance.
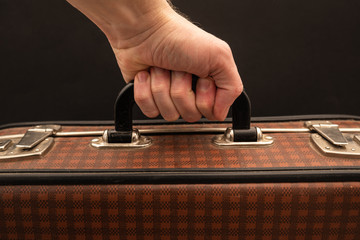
[98,0,175,49]
[67,0,175,48]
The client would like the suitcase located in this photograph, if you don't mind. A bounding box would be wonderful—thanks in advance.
[1,83,360,240]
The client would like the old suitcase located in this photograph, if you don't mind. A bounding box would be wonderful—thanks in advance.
[1,83,360,239]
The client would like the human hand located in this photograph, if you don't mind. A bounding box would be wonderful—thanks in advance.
[67,0,243,122]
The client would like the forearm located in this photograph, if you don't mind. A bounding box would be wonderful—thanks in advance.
[66,0,174,47]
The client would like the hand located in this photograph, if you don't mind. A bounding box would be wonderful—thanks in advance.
[67,0,243,122]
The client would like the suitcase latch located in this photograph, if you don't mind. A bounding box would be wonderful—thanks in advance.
[16,125,61,149]
[305,121,348,146]
[0,125,60,160]
[0,140,12,152]
[306,121,360,158]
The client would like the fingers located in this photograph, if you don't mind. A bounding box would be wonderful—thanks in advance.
[196,77,216,120]
[171,71,202,122]
[209,45,243,121]
[213,84,242,121]
[150,67,180,121]
[212,69,243,121]
[135,66,237,122]
[134,67,203,122]
[134,66,242,122]
[134,71,159,118]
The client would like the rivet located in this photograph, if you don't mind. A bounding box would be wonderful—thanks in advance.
[35,149,40,152]
[325,146,331,150]
[265,136,273,140]
[92,138,100,143]
[352,148,356,151]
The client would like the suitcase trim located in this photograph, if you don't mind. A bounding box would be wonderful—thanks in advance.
[1,167,360,185]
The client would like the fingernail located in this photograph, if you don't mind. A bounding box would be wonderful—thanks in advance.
[198,78,211,92]
[137,71,148,83]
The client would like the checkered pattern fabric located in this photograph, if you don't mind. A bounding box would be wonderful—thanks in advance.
[1,183,360,239]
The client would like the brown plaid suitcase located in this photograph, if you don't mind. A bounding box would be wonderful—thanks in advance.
[1,83,360,240]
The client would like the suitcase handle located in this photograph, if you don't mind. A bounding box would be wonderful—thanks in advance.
[107,82,258,143]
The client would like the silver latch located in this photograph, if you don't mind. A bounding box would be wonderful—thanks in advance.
[16,125,61,149]
[0,140,12,152]
[0,125,60,160]
[305,121,347,146]
[355,135,360,145]
[306,121,360,158]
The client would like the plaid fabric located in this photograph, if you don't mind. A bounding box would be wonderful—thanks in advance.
[1,183,360,240]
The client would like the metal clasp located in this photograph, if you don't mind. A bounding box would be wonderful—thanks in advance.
[0,125,60,160]
[306,121,360,158]
[0,140,12,152]
[305,121,347,146]
[16,125,61,149]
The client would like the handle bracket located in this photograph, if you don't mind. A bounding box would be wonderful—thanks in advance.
[91,129,151,148]
[212,127,274,147]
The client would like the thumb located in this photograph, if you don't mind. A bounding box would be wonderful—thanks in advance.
[120,69,138,83]
[112,47,149,83]
[212,65,243,121]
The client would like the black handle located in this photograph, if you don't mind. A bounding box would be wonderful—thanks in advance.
[232,90,251,130]
[114,83,135,132]
[105,83,134,143]
[231,90,258,142]
[110,82,257,143]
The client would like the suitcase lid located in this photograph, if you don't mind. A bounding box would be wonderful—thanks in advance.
[1,117,360,185]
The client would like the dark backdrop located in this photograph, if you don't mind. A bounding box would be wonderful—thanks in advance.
[1,0,359,125]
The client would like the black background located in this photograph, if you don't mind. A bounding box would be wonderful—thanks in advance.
[0,0,359,125]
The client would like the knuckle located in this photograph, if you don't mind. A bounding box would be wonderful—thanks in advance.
[170,88,188,100]
[215,40,231,55]
[134,94,148,105]
[210,41,234,71]
[151,83,169,95]
[222,41,232,55]
[196,96,213,110]
[196,101,208,110]
[221,40,231,51]
[233,83,243,97]
[196,103,212,117]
